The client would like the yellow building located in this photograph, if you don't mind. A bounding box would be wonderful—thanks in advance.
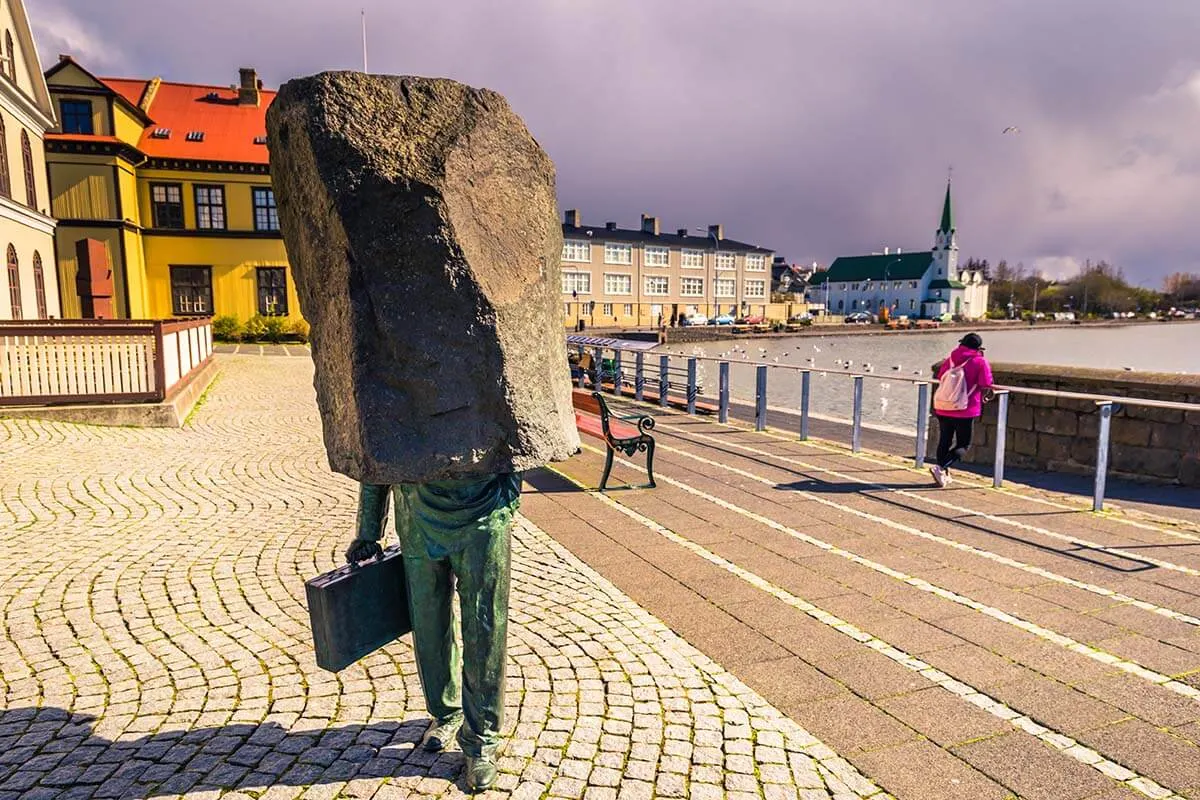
[44,56,299,323]
[0,0,58,320]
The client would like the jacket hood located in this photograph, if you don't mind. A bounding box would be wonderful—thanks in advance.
[950,344,983,362]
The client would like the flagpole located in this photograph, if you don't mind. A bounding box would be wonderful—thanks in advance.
[361,9,368,72]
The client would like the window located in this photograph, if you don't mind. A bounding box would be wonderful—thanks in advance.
[715,277,736,298]
[20,131,34,209]
[716,252,735,270]
[604,273,632,295]
[6,244,19,319]
[193,185,226,230]
[745,254,766,271]
[602,303,613,316]
[681,249,704,269]
[170,266,212,315]
[0,116,9,198]
[3,31,11,81]
[561,270,591,294]
[851,282,860,291]
[604,243,632,265]
[644,245,669,267]
[681,277,704,297]
[60,100,93,135]
[151,184,184,228]
[562,240,590,262]
[909,299,916,310]
[32,251,45,318]
[837,300,844,311]
[893,281,902,290]
[252,187,279,231]
[909,280,918,289]
[256,267,288,316]
[852,299,859,309]
[745,279,766,299]
[645,276,669,296]
[623,304,633,316]
[563,303,571,317]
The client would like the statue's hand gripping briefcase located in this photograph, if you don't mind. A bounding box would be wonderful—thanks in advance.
[305,546,411,672]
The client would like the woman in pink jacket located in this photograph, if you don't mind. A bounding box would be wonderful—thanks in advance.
[931,333,994,487]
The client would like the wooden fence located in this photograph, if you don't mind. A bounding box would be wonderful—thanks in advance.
[0,317,213,406]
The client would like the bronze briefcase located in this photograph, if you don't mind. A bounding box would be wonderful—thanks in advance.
[305,546,412,672]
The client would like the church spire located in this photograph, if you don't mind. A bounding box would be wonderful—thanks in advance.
[939,180,954,233]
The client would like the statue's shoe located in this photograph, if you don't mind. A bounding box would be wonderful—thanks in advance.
[464,754,498,792]
[421,716,463,752]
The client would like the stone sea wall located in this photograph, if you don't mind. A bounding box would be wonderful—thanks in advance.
[938,363,1200,486]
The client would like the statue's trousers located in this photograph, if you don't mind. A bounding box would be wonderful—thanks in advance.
[358,475,521,758]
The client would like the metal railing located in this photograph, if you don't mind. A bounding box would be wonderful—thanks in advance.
[571,342,1200,512]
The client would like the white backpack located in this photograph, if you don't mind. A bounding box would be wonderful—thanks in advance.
[933,357,971,412]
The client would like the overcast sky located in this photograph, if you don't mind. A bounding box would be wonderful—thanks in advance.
[33,0,1200,287]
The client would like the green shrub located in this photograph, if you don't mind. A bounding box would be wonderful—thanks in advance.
[290,318,311,344]
[263,316,288,343]
[242,314,268,342]
[212,315,242,341]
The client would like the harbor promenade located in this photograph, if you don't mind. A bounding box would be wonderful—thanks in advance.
[3,353,1200,799]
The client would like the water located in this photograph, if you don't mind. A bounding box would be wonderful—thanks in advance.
[664,322,1200,436]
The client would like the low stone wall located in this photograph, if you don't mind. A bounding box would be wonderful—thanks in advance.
[931,363,1200,486]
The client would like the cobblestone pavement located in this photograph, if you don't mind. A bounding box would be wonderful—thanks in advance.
[0,355,888,800]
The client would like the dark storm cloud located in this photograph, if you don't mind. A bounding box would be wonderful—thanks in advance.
[34,0,1200,285]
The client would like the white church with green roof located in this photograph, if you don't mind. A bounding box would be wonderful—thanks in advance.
[807,183,989,320]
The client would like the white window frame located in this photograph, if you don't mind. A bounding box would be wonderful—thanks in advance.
[716,252,736,271]
[561,270,592,295]
[603,273,632,295]
[644,276,669,296]
[562,240,591,263]
[745,254,766,272]
[681,249,705,269]
[714,277,736,299]
[602,303,613,316]
[681,277,705,297]
[604,242,632,265]
[623,303,633,316]
[744,279,766,299]
[644,246,670,267]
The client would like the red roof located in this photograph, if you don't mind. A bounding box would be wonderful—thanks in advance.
[99,77,275,165]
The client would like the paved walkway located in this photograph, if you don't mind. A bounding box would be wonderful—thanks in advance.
[0,356,886,800]
[5,355,1200,799]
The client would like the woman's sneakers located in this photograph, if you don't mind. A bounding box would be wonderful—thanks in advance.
[929,465,947,487]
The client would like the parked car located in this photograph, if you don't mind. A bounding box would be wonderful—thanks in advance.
[843,311,874,324]
[713,313,736,325]
[681,314,708,326]
[736,315,766,325]
[788,314,813,323]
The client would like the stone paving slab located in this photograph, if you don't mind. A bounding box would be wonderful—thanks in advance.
[0,355,886,800]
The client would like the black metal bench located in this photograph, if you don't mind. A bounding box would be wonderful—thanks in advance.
[572,390,656,491]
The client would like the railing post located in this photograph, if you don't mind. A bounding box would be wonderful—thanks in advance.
[800,370,811,441]
[659,355,669,408]
[755,365,768,431]
[613,350,624,397]
[718,362,730,423]
[577,358,587,389]
[592,346,603,390]
[851,375,864,453]
[152,320,167,401]
[634,352,645,402]
[687,358,698,415]
[915,382,929,468]
[1094,402,1114,512]
[993,390,1010,488]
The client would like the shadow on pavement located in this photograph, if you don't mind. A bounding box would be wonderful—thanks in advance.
[0,707,459,797]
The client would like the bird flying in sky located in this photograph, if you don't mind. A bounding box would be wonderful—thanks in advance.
[1002,126,1020,134]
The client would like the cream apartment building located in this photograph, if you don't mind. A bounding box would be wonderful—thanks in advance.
[0,0,58,319]
[559,210,775,329]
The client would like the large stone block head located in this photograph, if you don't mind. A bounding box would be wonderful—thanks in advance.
[266,72,579,484]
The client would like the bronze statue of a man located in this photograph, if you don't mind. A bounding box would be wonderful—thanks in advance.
[267,73,579,792]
